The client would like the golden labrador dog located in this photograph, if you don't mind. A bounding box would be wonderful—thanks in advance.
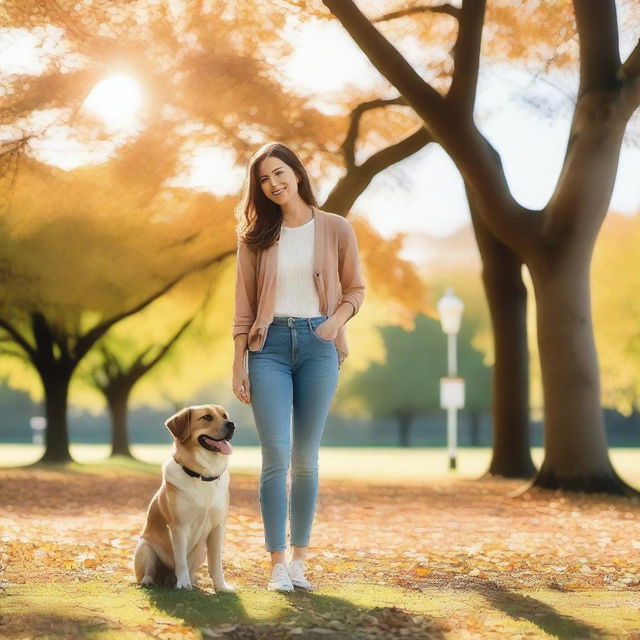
[133,404,235,591]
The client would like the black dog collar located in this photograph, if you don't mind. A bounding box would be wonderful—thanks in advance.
[181,465,219,482]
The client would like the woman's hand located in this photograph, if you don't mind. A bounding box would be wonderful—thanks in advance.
[314,316,340,342]
[232,362,251,404]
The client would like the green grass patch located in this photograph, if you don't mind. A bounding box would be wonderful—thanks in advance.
[2,580,639,639]
[2,444,639,488]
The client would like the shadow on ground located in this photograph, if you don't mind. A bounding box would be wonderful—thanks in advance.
[474,580,605,640]
[146,583,446,639]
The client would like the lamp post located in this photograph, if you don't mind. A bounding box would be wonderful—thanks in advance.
[437,288,465,470]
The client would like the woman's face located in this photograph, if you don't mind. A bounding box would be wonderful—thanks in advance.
[257,156,300,205]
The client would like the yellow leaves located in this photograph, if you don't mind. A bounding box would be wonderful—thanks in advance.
[592,213,640,415]
[353,215,431,327]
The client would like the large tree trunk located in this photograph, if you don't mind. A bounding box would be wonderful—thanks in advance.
[321,0,640,494]
[39,367,73,464]
[482,255,536,477]
[105,384,133,458]
[529,252,634,494]
[468,189,536,478]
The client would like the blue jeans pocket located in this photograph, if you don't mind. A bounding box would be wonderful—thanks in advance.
[310,318,334,344]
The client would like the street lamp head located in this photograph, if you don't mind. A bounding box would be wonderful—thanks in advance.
[437,287,464,335]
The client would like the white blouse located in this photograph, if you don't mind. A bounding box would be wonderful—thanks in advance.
[273,217,321,318]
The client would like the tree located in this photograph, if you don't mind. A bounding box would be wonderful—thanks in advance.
[321,0,640,493]
[0,161,235,462]
[0,0,434,462]
[305,0,594,479]
[88,319,193,457]
[348,314,491,447]
[1,0,577,476]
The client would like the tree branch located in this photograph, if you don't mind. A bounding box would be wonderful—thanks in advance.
[74,249,235,363]
[322,1,446,120]
[138,317,194,374]
[540,3,634,245]
[342,96,407,168]
[0,318,36,360]
[619,39,640,112]
[0,347,29,360]
[447,0,485,115]
[323,0,537,257]
[621,39,640,82]
[372,3,460,23]
[324,125,434,215]
[574,0,621,93]
[129,345,155,372]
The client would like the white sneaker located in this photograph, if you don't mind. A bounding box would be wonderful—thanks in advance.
[287,559,312,590]
[268,562,294,592]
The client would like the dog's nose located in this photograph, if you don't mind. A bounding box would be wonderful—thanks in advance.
[225,421,235,440]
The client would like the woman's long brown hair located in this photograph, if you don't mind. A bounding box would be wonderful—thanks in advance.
[235,142,318,250]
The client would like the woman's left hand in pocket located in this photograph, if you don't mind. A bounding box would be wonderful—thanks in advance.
[315,317,340,341]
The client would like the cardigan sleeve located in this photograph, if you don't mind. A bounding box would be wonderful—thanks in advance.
[232,241,257,339]
[338,219,365,318]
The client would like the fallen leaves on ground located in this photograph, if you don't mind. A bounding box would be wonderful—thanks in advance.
[0,465,639,639]
[1,467,639,591]
[200,607,448,639]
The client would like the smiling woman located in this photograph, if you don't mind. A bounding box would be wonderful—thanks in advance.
[82,73,143,125]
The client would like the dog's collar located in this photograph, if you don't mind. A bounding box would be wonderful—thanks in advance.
[181,464,219,482]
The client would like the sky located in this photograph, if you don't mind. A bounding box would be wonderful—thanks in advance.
[1,10,638,242]
[278,18,640,238]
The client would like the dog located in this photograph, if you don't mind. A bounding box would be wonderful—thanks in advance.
[133,404,235,591]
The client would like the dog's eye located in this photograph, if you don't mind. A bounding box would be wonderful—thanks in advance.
[201,415,213,422]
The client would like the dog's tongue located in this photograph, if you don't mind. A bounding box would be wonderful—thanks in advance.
[213,439,233,455]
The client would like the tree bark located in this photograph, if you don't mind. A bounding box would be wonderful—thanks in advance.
[105,384,133,458]
[468,190,536,478]
[483,261,535,477]
[39,367,73,463]
[528,250,634,494]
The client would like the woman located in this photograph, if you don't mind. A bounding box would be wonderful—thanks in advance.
[232,142,365,591]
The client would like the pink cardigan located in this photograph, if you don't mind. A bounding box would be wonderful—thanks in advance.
[233,207,365,365]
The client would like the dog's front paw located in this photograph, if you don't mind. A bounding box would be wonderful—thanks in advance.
[214,580,235,593]
[176,572,193,590]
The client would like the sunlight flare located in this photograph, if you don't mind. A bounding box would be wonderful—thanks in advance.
[83,73,143,125]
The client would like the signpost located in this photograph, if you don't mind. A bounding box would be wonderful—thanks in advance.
[437,289,465,470]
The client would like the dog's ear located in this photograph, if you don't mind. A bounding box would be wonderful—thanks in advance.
[165,407,193,442]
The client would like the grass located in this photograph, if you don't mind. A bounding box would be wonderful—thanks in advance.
[2,443,640,487]
[3,579,640,639]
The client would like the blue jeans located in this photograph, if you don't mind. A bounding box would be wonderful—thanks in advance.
[248,316,339,552]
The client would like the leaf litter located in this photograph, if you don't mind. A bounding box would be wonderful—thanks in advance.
[1,467,639,639]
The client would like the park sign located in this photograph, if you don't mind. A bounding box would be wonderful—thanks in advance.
[440,377,465,410]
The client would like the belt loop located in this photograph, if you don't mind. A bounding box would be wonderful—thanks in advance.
[306,318,312,331]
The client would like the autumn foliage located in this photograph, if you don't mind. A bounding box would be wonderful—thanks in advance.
[1,465,640,639]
